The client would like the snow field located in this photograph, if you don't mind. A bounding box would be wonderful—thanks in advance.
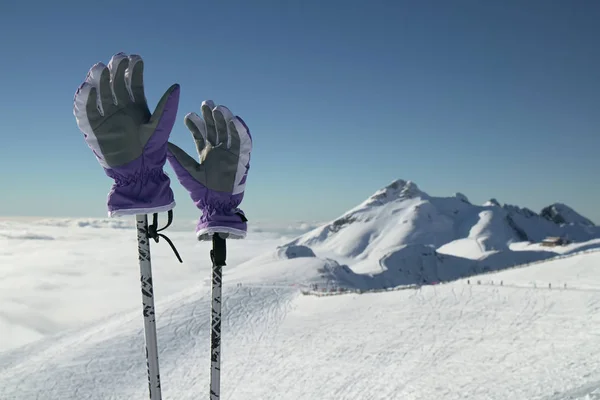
[2,244,600,399]
[2,178,600,400]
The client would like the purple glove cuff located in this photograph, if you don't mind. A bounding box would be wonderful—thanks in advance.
[105,156,175,217]
[193,190,247,239]
[196,209,247,240]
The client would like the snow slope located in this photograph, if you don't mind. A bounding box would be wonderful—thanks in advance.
[0,218,295,352]
[2,180,600,400]
[2,233,600,399]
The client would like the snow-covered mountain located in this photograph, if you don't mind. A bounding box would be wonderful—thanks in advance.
[540,202,596,226]
[283,179,600,287]
[2,216,600,400]
[1,186,599,399]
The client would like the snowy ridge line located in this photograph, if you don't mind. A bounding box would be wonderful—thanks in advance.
[230,282,308,289]
[298,248,600,298]
[300,284,422,297]
[471,247,600,278]
[465,279,600,293]
[229,282,423,296]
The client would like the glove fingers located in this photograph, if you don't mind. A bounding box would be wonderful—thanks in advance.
[73,82,108,167]
[167,142,206,186]
[201,100,217,145]
[74,81,101,126]
[231,116,252,158]
[125,55,148,107]
[85,62,115,117]
[230,116,252,195]
[107,53,131,107]
[213,105,234,148]
[227,118,241,155]
[184,112,207,158]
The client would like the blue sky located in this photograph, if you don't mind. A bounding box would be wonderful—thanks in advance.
[0,0,598,223]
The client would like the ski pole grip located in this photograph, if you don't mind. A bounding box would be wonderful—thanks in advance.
[210,234,227,266]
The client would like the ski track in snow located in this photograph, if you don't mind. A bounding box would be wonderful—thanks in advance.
[3,257,600,399]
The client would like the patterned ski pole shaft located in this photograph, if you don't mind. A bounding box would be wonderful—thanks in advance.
[136,214,162,400]
[210,234,227,399]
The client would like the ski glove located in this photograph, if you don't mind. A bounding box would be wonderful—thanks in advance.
[73,52,180,217]
[167,100,252,240]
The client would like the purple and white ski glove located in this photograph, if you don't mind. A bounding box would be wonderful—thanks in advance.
[73,53,180,217]
[167,101,252,240]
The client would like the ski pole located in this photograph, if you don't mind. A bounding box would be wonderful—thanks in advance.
[136,214,162,399]
[209,233,227,399]
[136,212,182,399]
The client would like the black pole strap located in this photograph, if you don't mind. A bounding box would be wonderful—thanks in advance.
[210,233,227,267]
[147,209,183,263]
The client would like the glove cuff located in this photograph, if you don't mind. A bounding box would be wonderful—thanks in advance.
[106,167,175,217]
[196,225,247,241]
[196,207,247,240]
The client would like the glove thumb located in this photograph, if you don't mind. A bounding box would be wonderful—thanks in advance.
[167,142,207,187]
[141,84,181,150]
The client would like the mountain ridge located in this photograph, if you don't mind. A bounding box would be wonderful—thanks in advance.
[279,179,600,287]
